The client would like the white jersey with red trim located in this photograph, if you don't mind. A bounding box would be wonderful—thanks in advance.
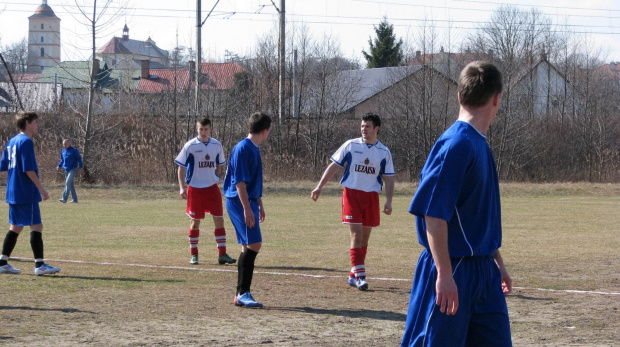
[174,137,226,188]
[330,137,395,193]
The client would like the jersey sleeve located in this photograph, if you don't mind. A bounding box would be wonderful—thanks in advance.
[330,141,351,167]
[383,149,395,176]
[217,143,226,166]
[19,138,38,172]
[0,145,8,172]
[409,136,472,222]
[174,144,189,166]
[229,143,252,184]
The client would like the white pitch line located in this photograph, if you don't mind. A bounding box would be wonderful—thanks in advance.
[12,257,620,296]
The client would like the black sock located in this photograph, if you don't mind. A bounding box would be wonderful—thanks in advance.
[0,231,20,266]
[239,249,258,295]
[236,251,245,295]
[30,231,44,268]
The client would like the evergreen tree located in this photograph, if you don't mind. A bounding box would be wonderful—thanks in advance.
[362,17,403,68]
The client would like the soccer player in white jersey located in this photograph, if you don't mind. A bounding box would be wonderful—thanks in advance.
[175,117,236,265]
[311,113,395,291]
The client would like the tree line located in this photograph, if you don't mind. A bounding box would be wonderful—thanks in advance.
[0,5,618,184]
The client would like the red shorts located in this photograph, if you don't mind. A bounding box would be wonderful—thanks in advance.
[186,184,223,219]
[341,187,380,227]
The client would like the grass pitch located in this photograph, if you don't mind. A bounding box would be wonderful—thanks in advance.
[0,182,618,346]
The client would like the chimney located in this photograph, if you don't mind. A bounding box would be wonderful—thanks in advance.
[416,51,421,58]
[141,60,150,79]
[189,61,196,82]
[92,59,100,78]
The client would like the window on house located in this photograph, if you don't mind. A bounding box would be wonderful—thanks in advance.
[41,66,44,70]
[41,23,44,29]
[41,48,45,57]
[41,36,44,43]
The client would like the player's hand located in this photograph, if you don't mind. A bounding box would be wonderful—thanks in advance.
[383,202,392,215]
[244,209,255,228]
[310,187,321,201]
[435,273,459,315]
[179,188,187,200]
[40,189,49,201]
[56,166,60,172]
[259,206,265,223]
[500,269,512,295]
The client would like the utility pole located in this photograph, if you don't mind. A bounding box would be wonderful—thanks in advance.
[195,0,202,118]
[278,0,285,125]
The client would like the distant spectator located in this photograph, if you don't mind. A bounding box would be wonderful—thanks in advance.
[57,139,83,203]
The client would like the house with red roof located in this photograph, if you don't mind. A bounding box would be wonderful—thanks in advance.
[96,25,169,71]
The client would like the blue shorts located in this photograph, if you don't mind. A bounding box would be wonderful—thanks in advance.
[225,198,262,245]
[8,203,42,227]
[401,249,512,347]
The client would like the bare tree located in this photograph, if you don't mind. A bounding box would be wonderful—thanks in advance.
[2,38,29,75]
[69,0,128,181]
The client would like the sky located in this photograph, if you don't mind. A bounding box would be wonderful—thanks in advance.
[1,0,620,64]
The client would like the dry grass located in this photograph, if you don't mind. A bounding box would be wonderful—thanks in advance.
[0,182,618,346]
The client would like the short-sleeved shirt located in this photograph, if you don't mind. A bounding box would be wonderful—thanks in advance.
[330,138,395,193]
[58,146,83,171]
[409,121,502,257]
[174,137,226,188]
[223,138,263,200]
[1,133,42,204]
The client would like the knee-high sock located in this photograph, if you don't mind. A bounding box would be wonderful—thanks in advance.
[214,228,227,257]
[351,246,369,278]
[189,229,199,256]
[350,247,366,279]
[236,251,245,296]
[30,231,44,267]
[239,249,258,295]
[0,231,20,266]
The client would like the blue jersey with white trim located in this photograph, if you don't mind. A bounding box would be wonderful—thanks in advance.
[223,138,263,199]
[1,133,42,204]
[330,138,395,193]
[409,121,502,257]
[174,137,225,188]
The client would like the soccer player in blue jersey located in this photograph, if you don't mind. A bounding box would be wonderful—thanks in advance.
[401,61,512,347]
[311,113,395,291]
[57,139,83,203]
[0,111,61,276]
[175,117,236,266]
[224,112,271,308]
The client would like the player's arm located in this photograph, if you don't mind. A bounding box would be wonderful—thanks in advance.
[494,249,512,295]
[311,162,340,201]
[235,182,255,228]
[216,164,223,181]
[177,166,187,199]
[25,170,49,201]
[383,175,394,215]
[425,215,458,315]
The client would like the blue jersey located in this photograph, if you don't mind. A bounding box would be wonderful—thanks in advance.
[1,133,42,204]
[174,137,226,188]
[57,146,83,171]
[409,121,501,257]
[223,138,263,200]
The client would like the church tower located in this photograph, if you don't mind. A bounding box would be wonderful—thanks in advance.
[27,0,61,73]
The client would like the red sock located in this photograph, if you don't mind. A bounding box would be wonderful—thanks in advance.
[189,229,199,256]
[350,248,366,279]
[214,228,227,257]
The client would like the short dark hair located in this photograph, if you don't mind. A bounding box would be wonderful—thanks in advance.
[458,61,503,108]
[196,117,212,127]
[249,112,272,134]
[362,113,381,128]
[16,111,38,131]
